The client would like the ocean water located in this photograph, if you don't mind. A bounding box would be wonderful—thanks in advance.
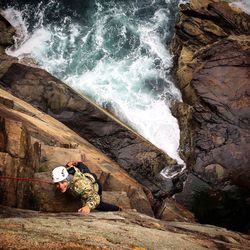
[1,0,184,167]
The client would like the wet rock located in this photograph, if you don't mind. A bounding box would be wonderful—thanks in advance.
[0,13,18,77]
[171,101,194,164]
[0,46,18,78]
[0,14,18,78]
[153,165,188,199]
[175,173,211,209]
[0,14,15,46]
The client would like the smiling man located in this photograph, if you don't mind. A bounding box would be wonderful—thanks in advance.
[52,164,121,214]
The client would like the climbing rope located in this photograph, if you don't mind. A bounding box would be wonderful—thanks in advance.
[0,175,53,185]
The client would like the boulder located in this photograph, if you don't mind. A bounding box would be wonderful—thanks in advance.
[156,198,195,223]
[171,0,250,232]
[0,88,153,216]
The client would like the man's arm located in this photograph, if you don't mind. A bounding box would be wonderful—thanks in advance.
[82,187,100,210]
[74,178,100,213]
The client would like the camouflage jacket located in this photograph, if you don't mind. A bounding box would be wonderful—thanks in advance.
[67,167,100,210]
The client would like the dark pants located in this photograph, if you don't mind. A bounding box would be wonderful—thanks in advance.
[96,201,120,211]
[96,180,120,211]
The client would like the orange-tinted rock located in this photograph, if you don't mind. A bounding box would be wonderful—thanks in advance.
[0,62,180,199]
[0,88,153,216]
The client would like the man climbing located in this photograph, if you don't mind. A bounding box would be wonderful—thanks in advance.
[52,161,121,214]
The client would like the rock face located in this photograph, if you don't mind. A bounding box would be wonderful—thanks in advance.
[0,88,153,216]
[171,102,194,165]
[171,0,250,232]
[1,206,250,250]
[0,62,182,199]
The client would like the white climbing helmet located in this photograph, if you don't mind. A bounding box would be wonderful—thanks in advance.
[52,166,69,183]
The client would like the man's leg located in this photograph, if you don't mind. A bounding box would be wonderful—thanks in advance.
[96,201,121,211]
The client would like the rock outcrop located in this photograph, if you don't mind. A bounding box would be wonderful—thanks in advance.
[0,62,184,198]
[156,197,195,223]
[0,87,154,216]
[1,205,250,250]
[171,0,250,232]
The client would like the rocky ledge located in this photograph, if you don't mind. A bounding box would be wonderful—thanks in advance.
[171,0,250,233]
[0,205,249,250]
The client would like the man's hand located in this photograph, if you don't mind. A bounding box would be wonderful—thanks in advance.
[78,205,91,214]
[66,161,78,168]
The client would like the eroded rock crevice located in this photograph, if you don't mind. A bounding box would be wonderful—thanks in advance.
[171,0,250,233]
[0,115,40,208]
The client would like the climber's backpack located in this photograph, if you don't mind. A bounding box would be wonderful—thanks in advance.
[67,162,102,195]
